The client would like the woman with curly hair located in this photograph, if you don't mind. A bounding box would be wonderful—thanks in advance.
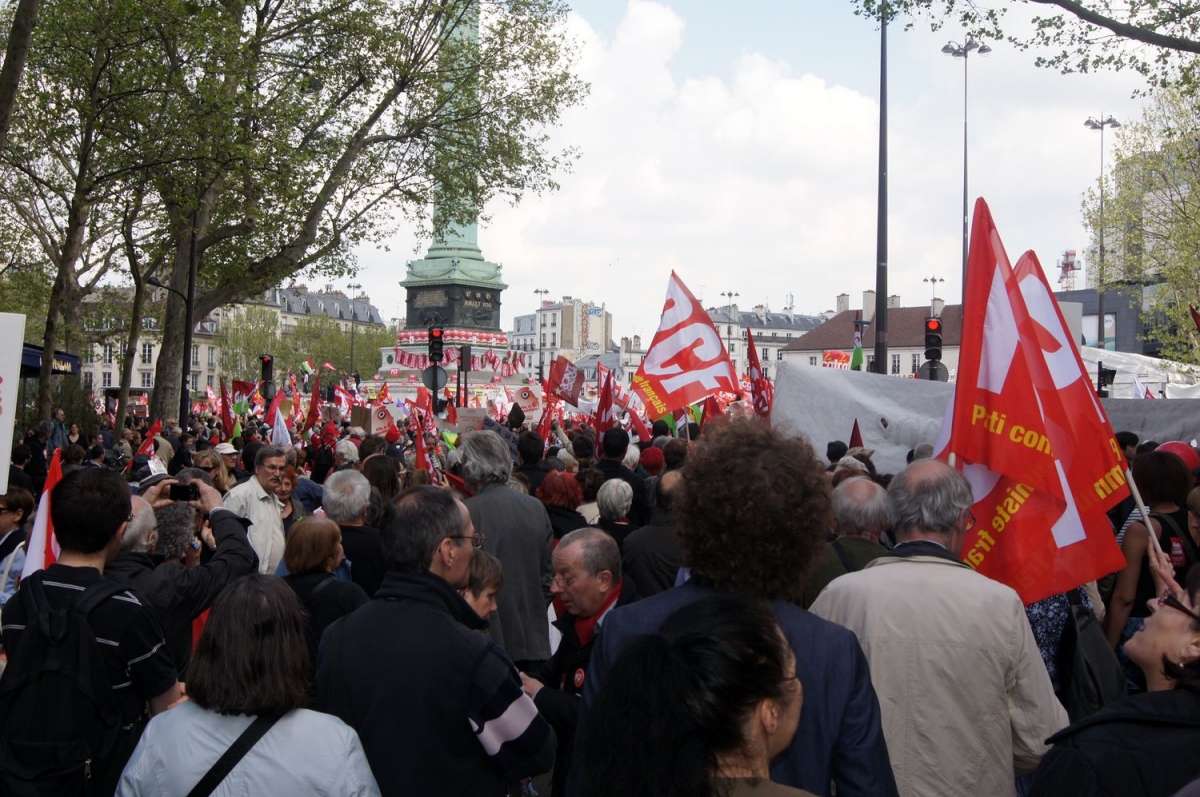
[579,594,811,797]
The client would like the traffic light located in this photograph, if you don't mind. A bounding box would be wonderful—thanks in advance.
[1097,361,1117,398]
[924,317,943,362]
[428,326,445,363]
[260,354,276,401]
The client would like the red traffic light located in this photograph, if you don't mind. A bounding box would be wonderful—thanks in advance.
[925,318,942,333]
[430,328,444,340]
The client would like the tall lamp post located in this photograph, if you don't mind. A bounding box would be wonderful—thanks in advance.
[1085,115,1120,352]
[923,275,944,310]
[942,37,991,291]
[533,288,549,381]
[148,219,197,424]
[720,290,739,370]
[347,282,361,378]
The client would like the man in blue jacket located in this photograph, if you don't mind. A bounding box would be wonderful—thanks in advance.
[573,418,898,797]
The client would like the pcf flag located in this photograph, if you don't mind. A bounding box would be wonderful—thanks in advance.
[21,450,62,577]
[745,328,772,418]
[547,356,584,405]
[632,272,737,417]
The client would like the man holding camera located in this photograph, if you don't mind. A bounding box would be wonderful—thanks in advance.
[106,475,258,676]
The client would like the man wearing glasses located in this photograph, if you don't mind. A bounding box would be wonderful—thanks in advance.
[223,445,288,574]
[812,459,1069,797]
[315,486,554,796]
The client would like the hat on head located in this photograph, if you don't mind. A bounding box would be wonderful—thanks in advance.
[640,446,665,476]
[214,442,237,455]
[385,425,402,443]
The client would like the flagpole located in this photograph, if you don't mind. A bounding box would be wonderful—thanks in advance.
[872,4,890,374]
[1124,469,1165,556]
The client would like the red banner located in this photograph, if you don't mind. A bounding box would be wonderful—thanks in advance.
[548,356,584,405]
[745,328,772,418]
[632,272,737,416]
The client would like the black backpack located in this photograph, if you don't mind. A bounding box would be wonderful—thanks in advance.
[0,573,126,796]
[1056,589,1127,722]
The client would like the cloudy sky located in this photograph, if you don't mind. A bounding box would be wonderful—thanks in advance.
[352,0,1147,343]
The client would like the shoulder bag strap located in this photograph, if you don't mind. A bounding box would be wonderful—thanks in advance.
[309,575,336,600]
[830,539,858,573]
[1152,512,1200,563]
[185,713,282,797]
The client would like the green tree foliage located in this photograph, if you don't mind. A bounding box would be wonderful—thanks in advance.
[1083,89,1200,362]
[851,1,1200,91]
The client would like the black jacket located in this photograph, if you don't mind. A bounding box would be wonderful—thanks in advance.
[315,570,556,796]
[620,507,680,597]
[339,523,386,598]
[545,505,589,541]
[283,571,368,681]
[1030,688,1200,797]
[105,508,258,675]
[516,462,547,494]
[531,579,639,797]
[594,458,651,525]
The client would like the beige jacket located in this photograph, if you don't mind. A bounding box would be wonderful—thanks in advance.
[810,553,1068,797]
[223,477,285,575]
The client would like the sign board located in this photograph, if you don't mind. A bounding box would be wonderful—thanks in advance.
[515,385,540,414]
[422,365,448,391]
[453,407,487,431]
[918,360,949,382]
[0,314,26,488]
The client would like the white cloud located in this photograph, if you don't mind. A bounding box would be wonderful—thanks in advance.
[355,0,1149,344]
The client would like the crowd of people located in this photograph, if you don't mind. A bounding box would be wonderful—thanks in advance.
[0,405,1199,796]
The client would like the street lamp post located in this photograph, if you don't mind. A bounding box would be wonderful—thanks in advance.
[347,282,361,378]
[942,37,991,291]
[533,288,549,382]
[923,275,944,309]
[720,290,739,370]
[1085,115,1120,352]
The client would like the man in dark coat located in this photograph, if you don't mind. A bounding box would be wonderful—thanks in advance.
[105,479,258,675]
[621,470,683,597]
[515,431,548,494]
[321,470,386,597]
[315,486,555,795]
[460,430,554,667]
[522,528,637,797]
[594,428,651,525]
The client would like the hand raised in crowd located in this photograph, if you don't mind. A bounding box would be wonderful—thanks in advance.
[186,479,225,517]
[138,478,177,510]
[1149,547,1183,600]
[518,672,544,699]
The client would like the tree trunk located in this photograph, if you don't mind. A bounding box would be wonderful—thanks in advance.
[115,284,146,435]
[36,269,67,421]
[0,0,41,152]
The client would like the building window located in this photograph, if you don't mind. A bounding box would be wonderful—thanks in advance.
[83,372,93,391]
[208,346,216,367]
[912,353,921,373]
[207,375,215,388]
[140,372,152,388]
[550,333,556,347]
[891,354,900,375]
[84,346,95,364]
[192,372,200,392]
[761,348,768,361]
[541,333,546,346]
[729,342,736,354]
[103,344,114,364]
[777,350,784,361]
[102,372,112,388]
[866,355,875,370]
[192,345,200,366]
[551,316,556,328]
[809,356,818,366]
[140,343,153,364]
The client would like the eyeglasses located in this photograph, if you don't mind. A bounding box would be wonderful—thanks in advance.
[962,510,977,532]
[551,573,578,588]
[448,534,485,549]
[1159,589,1200,625]
[260,465,286,473]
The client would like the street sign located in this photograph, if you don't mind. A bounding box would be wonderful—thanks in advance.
[422,365,448,391]
[918,360,949,382]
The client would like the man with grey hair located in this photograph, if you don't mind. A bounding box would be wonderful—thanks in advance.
[315,486,554,795]
[322,469,385,596]
[811,459,1067,797]
[595,478,636,549]
[107,478,257,675]
[460,429,554,668]
[520,527,637,797]
[800,477,891,608]
[223,445,288,573]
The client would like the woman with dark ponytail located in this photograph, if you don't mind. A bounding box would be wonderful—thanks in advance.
[578,594,813,797]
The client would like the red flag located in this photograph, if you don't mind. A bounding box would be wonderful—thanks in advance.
[375,382,393,406]
[21,450,63,577]
[849,419,864,449]
[632,272,738,417]
[416,386,433,418]
[302,371,322,435]
[414,428,432,472]
[700,394,722,429]
[537,398,555,444]
[745,328,772,418]
[939,199,1126,604]
[628,407,651,442]
[594,373,615,436]
[547,356,584,405]
[128,420,161,470]
[323,361,336,371]
[1190,305,1200,334]
[219,378,234,437]
[447,401,458,426]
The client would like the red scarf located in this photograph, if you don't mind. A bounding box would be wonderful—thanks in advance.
[574,578,624,647]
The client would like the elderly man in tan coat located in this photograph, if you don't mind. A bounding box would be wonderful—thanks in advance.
[811,459,1068,797]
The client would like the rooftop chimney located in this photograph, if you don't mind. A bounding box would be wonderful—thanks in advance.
[887,294,901,309]
[932,298,945,318]
[862,291,876,323]
[837,293,850,313]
